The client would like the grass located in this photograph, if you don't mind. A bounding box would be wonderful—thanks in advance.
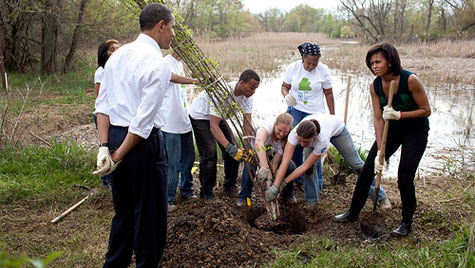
[266,223,475,268]
[0,139,96,205]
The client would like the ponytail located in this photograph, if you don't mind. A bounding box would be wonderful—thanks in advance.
[296,119,320,139]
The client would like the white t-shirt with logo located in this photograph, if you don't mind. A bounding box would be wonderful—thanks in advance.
[161,55,192,134]
[189,81,253,120]
[283,60,332,114]
[287,114,344,156]
[94,66,104,85]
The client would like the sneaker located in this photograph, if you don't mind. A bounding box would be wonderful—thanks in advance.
[236,199,246,207]
[180,194,198,200]
[378,197,392,209]
[168,204,177,212]
[285,196,297,205]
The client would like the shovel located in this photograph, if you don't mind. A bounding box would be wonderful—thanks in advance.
[360,80,396,240]
[331,75,351,185]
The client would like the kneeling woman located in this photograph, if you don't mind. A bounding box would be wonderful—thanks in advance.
[266,114,388,206]
[238,113,296,206]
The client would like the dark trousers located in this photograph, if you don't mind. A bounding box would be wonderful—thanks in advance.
[103,126,168,268]
[349,125,428,224]
[190,116,239,195]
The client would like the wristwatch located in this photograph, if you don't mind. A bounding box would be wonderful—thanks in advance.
[100,143,109,148]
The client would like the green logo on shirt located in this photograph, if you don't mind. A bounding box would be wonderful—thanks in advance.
[299,78,312,104]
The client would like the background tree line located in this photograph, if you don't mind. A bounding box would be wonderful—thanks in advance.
[1,0,474,74]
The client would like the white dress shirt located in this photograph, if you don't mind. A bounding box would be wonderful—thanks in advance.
[95,34,171,139]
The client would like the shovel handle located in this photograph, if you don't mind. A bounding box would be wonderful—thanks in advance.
[373,80,396,211]
[344,76,351,124]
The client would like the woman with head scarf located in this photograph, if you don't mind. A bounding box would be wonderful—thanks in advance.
[281,42,333,194]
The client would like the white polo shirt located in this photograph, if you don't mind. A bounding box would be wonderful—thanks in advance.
[283,60,332,114]
[95,34,171,139]
[287,114,344,156]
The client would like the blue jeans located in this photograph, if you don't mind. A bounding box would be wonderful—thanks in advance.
[163,131,195,203]
[287,107,317,185]
[239,160,296,201]
[303,126,387,203]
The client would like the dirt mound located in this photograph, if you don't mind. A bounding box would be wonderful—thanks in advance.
[161,199,296,268]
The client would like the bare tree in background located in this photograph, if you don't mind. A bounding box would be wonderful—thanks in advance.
[63,0,89,73]
[40,0,61,74]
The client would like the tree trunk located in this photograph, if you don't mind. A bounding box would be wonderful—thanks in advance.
[41,0,60,74]
[426,0,434,32]
[63,0,89,73]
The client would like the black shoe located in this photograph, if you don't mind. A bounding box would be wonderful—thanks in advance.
[392,222,411,236]
[222,186,238,197]
[334,210,356,222]
[199,193,216,201]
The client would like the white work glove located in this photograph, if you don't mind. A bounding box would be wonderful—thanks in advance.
[93,147,122,176]
[280,179,288,190]
[374,150,384,174]
[383,106,401,120]
[257,166,270,181]
[265,184,280,201]
[284,94,297,106]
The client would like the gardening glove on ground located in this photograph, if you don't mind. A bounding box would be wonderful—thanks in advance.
[225,143,246,161]
[93,147,112,175]
[382,106,401,120]
[257,166,271,181]
[284,94,297,106]
[265,184,280,201]
[374,150,384,174]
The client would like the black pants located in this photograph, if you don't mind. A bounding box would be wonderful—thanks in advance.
[190,116,239,195]
[103,126,168,268]
[349,124,428,224]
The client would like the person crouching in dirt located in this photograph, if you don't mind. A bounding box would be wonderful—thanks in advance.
[189,70,260,200]
[237,113,297,207]
[265,114,390,209]
[334,42,430,237]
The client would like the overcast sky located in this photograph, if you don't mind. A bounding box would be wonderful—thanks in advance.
[241,0,340,14]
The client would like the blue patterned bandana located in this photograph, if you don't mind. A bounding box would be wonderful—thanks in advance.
[298,42,321,56]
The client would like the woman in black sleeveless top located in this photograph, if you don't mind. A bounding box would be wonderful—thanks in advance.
[334,42,431,236]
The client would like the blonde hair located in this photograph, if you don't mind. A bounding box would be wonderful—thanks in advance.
[271,113,293,147]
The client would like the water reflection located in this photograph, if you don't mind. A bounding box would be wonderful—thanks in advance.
[251,69,475,177]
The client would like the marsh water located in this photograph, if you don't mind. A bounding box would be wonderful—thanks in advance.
[251,68,475,177]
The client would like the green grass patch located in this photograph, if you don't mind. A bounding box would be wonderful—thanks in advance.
[0,139,97,205]
[266,223,475,267]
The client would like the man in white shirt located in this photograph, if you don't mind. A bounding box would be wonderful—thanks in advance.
[93,3,174,267]
[162,51,198,211]
[189,69,260,200]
